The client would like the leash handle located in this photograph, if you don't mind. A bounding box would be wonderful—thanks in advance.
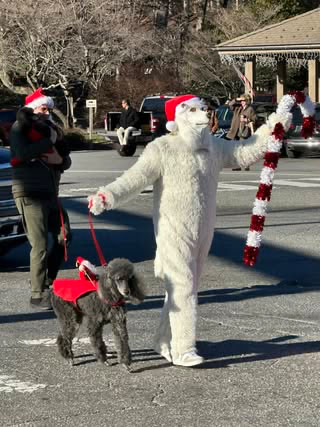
[88,209,107,267]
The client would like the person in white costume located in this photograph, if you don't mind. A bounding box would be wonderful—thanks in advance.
[88,94,292,367]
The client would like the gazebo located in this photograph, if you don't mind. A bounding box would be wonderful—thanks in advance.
[215,8,320,103]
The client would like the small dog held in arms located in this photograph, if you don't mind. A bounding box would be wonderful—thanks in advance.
[51,257,145,371]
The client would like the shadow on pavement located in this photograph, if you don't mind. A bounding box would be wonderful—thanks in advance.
[196,336,320,369]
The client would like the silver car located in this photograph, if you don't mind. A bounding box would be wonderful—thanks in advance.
[284,104,320,158]
[0,147,27,255]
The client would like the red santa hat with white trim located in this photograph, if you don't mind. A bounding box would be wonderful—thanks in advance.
[25,88,54,110]
[165,94,205,132]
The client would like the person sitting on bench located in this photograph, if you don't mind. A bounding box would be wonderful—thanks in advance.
[116,99,140,146]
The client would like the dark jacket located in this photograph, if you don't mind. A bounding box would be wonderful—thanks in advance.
[227,100,256,140]
[119,106,140,129]
[10,108,72,199]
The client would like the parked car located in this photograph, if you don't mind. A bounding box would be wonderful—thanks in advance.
[0,109,17,146]
[284,103,320,158]
[0,147,27,255]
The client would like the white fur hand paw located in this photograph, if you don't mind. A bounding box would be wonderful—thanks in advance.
[88,193,108,215]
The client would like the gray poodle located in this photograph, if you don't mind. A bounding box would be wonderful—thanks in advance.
[51,258,145,370]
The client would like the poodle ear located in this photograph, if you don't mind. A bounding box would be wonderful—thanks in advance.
[128,272,145,305]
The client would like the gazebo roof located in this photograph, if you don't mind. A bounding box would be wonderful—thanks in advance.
[215,8,320,66]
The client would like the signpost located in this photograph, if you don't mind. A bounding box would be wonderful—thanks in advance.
[86,99,97,140]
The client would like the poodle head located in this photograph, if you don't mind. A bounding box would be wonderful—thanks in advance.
[103,258,145,305]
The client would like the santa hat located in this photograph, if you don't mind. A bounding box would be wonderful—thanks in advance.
[25,88,54,110]
[165,94,204,132]
[76,256,98,281]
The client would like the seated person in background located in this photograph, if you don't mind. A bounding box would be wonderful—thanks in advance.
[116,99,140,146]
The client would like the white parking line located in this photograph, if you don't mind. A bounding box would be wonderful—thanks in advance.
[65,170,123,173]
[0,373,46,394]
[273,179,320,187]
[59,178,320,198]
[218,183,257,191]
[20,337,115,347]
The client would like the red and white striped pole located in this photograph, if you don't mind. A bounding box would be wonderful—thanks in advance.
[243,91,315,267]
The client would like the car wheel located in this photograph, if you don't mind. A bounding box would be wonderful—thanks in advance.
[286,147,301,158]
[114,142,137,157]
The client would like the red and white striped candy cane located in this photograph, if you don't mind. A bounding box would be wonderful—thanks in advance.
[243,91,315,267]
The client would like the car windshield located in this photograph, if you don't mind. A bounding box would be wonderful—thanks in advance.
[141,98,172,113]
[216,106,233,122]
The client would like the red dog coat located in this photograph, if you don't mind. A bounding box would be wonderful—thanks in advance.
[53,278,98,306]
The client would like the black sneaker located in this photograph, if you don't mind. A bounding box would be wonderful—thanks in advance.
[30,297,53,310]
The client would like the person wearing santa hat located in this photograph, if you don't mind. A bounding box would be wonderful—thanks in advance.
[10,88,72,310]
[88,93,292,367]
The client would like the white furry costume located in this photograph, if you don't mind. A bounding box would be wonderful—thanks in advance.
[89,95,292,365]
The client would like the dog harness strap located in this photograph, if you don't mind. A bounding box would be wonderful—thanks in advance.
[88,211,107,267]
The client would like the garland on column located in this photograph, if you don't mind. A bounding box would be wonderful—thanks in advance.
[243,91,315,267]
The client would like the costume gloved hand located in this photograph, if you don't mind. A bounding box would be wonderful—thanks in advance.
[88,193,109,215]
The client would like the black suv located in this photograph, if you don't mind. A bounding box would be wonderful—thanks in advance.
[0,147,27,255]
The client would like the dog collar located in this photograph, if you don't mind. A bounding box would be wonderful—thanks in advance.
[101,297,126,307]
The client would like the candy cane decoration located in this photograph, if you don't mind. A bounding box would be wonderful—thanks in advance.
[243,91,315,267]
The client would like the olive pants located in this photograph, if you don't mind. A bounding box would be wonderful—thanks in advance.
[15,196,72,299]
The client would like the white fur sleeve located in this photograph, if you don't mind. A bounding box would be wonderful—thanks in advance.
[96,142,161,209]
[221,111,292,169]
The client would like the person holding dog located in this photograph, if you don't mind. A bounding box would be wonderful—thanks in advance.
[10,88,72,310]
[116,99,140,146]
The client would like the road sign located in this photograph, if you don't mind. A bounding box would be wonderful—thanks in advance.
[86,100,97,140]
[86,99,97,108]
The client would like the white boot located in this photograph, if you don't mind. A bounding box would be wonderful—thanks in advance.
[154,344,172,362]
[173,350,204,367]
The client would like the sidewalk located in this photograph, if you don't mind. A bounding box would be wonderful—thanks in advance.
[1,258,320,426]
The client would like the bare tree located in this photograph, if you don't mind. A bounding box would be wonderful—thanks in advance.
[0,0,160,125]
[180,3,282,98]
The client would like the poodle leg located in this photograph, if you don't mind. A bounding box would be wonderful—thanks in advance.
[110,314,131,371]
[52,295,82,365]
[87,319,109,365]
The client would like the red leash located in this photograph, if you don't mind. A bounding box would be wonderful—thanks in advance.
[57,198,68,262]
[88,208,107,267]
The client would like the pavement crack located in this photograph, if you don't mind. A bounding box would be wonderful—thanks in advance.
[151,385,166,407]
